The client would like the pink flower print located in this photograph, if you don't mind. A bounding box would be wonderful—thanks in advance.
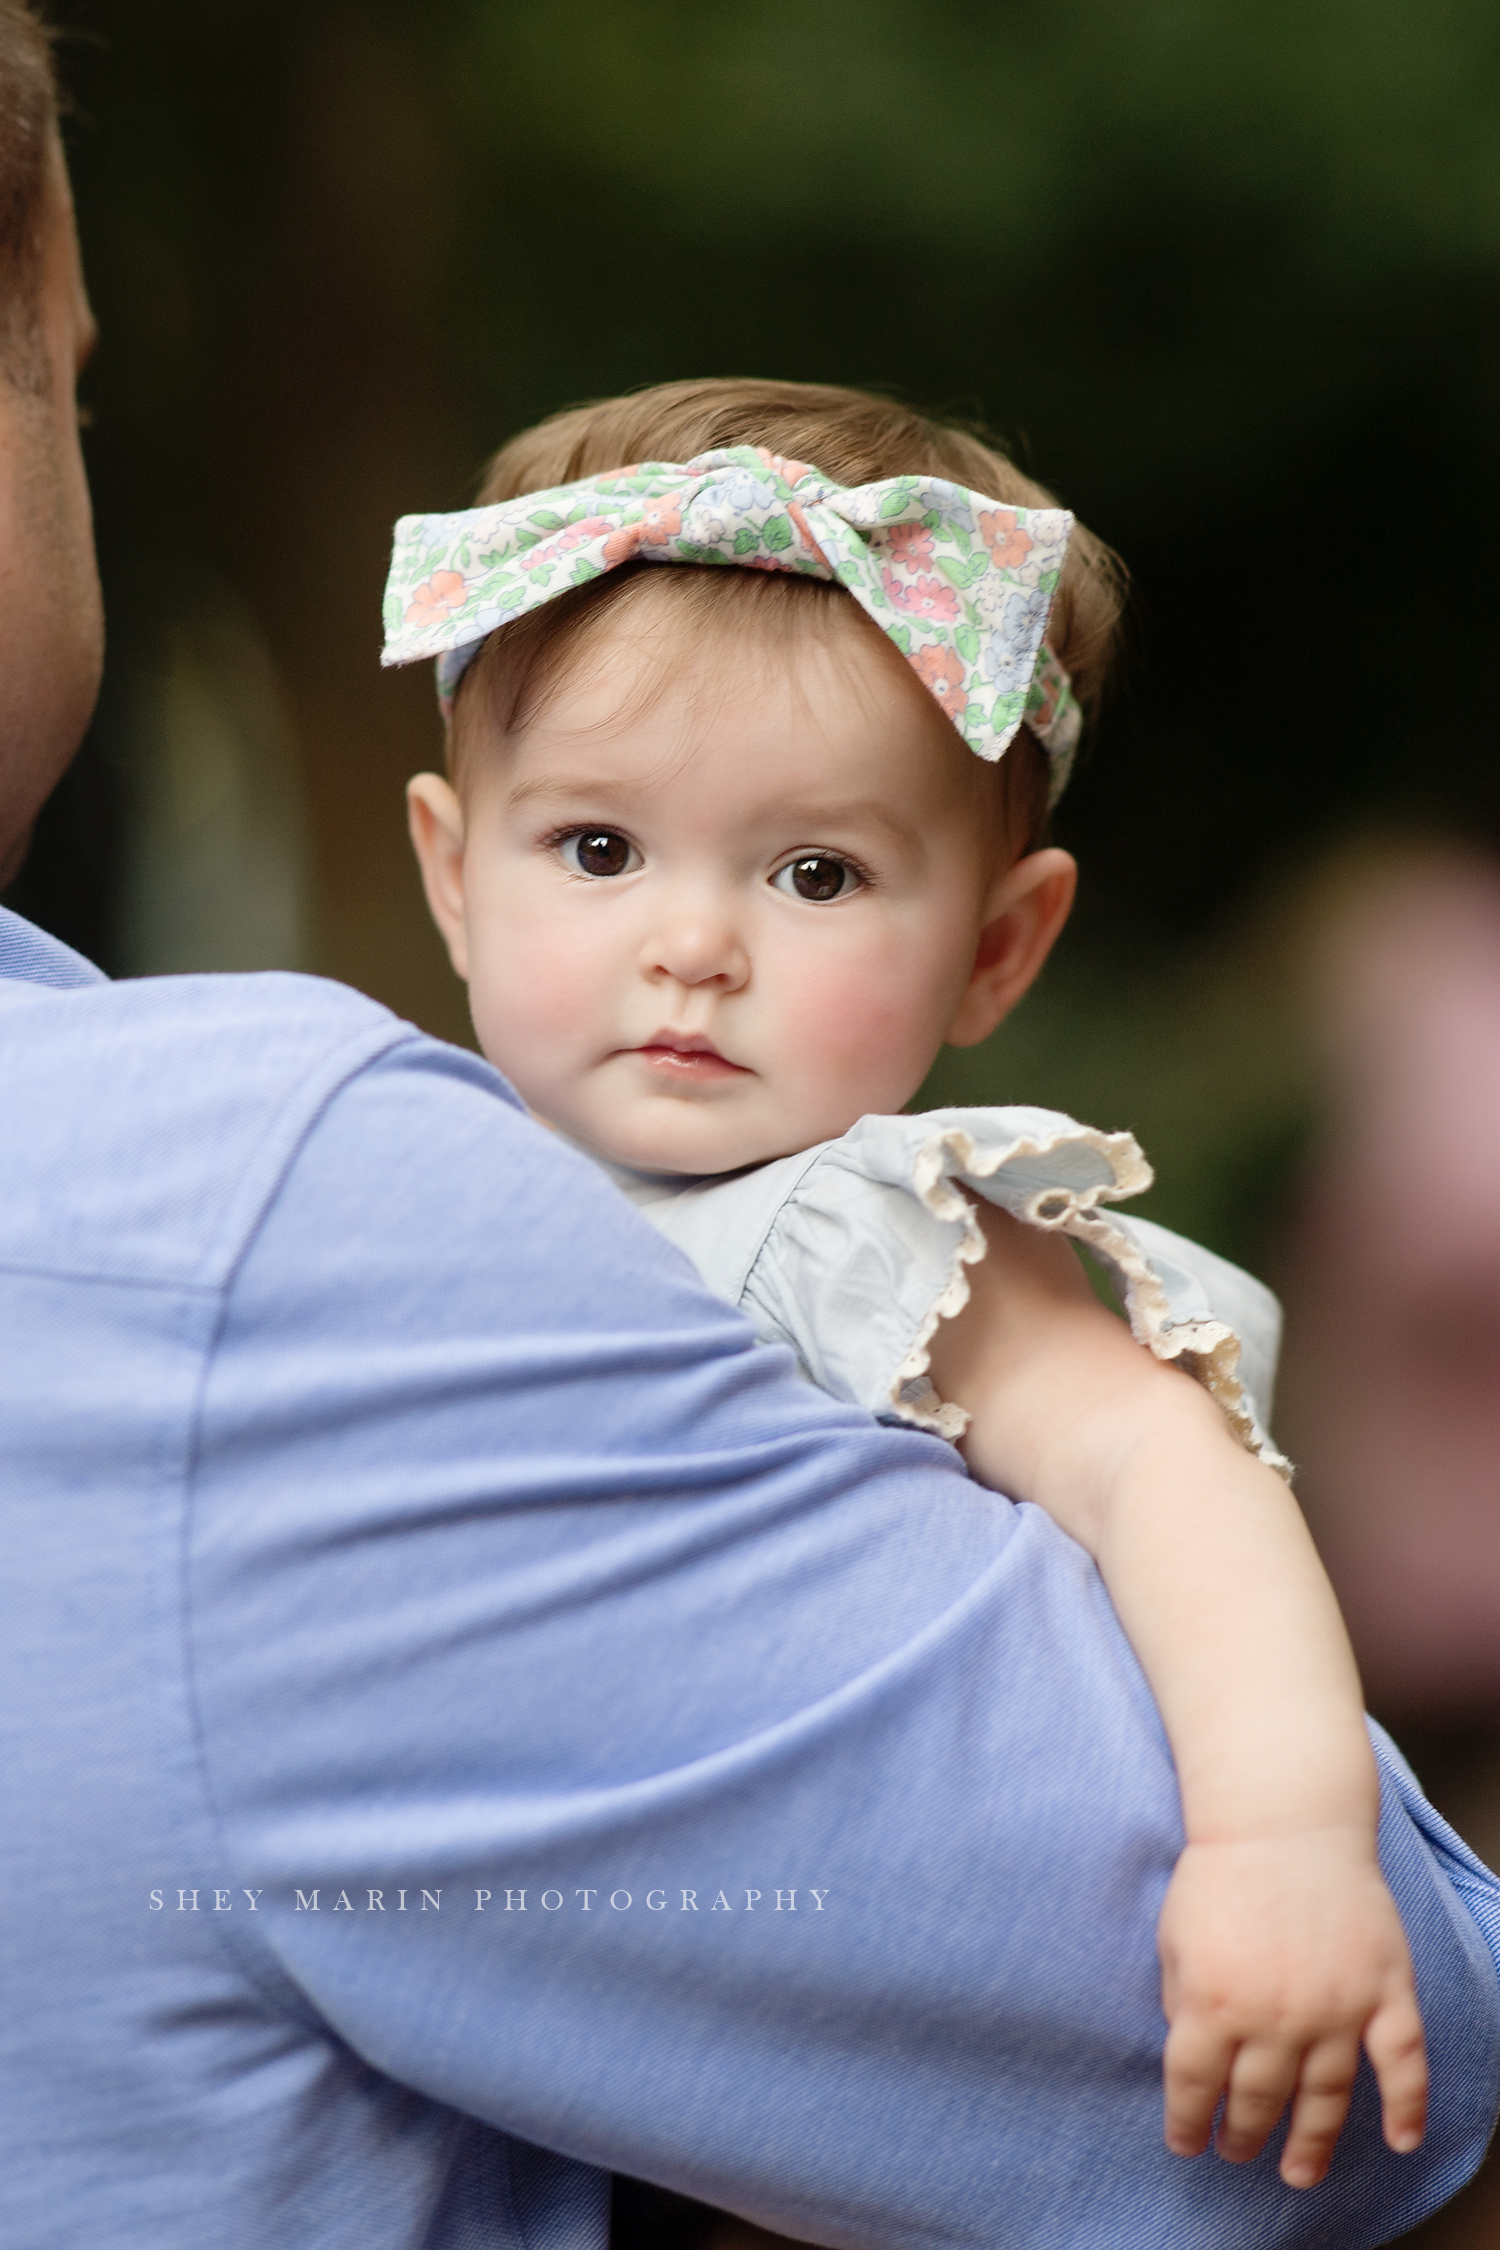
[1028,671,1061,732]
[978,508,1033,571]
[881,566,959,624]
[638,490,692,542]
[911,644,967,719]
[885,522,935,571]
[759,448,817,489]
[602,492,684,568]
[786,499,829,566]
[640,492,685,544]
[405,569,468,626]
[519,515,612,572]
[601,522,646,568]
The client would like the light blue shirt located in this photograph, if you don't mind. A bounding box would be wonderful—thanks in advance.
[1,901,1497,2250]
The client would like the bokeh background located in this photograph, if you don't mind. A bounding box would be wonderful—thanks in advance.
[8,5,1500,2241]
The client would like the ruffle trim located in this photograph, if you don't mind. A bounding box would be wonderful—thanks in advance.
[887,1119,1292,1480]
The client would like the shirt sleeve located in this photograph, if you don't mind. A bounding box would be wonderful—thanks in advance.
[186,1043,1498,2249]
[702,1106,1286,1468]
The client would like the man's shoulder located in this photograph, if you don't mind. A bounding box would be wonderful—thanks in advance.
[0,956,407,1092]
[0,965,513,1291]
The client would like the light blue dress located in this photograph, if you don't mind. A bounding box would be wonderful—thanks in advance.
[605,1106,1286,1467]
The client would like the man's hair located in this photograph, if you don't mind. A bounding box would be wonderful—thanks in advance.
[452,378,1128,853]
[0,0,56,387]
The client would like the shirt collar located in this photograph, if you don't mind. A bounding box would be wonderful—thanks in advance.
[0,905,107,990]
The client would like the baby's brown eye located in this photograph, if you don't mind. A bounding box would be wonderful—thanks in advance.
[773,854,861,903]
[561,830,640,879]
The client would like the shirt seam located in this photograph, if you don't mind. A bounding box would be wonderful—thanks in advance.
[172,1019,433,2025]
[725,1139,837,1306]
[0,1257,220,1292]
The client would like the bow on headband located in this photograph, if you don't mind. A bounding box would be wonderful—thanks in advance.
[382,445,1082,797]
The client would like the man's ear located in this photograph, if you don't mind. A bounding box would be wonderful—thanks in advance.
[406,773,471,981]
[944,847,1077,1048]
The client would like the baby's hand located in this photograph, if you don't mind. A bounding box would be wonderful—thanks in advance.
[1158,1828,1428,2189]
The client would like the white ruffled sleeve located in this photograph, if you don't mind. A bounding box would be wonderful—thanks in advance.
[619,1107,1287,1476]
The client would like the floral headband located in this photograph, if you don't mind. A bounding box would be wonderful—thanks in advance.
[381,444,1082,798]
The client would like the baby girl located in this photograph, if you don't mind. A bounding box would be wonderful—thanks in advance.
[384,377,1426,2193]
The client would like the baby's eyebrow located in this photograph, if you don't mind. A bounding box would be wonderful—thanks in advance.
[504,773,638,811]
[771,799,923,853]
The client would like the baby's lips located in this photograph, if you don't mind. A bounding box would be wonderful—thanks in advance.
[629,1034,753,1079]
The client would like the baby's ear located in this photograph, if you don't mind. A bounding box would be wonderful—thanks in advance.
[945,847,1076,1048]
[406,773,472,980]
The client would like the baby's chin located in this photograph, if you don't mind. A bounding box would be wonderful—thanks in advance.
[552,1102,836,1181]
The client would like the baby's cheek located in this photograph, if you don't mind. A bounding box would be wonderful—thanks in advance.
[467,919,604,1085]
[779,954,942,1108]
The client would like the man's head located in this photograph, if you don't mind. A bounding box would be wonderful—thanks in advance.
[0,2,102,887]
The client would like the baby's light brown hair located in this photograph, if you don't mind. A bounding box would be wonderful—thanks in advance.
[449,377,1127,856]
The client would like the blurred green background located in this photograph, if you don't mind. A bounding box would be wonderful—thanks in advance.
[9,0,1500,1271]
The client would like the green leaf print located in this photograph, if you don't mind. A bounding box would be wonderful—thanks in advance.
[570,558,602,584]
[886,624,912,656]
[762,513,793,551]
[531,510,564,532]
[878,482,917,519]
[955,624,980,663]
[937,558,971,590]
[733,526,758,555]
[1038,569,1059,593]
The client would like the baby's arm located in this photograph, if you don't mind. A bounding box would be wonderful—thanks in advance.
[925,1208,1428,2191]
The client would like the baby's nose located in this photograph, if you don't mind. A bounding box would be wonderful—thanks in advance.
[641,906,750,991]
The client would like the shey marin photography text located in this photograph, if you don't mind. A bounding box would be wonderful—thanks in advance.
[150,1885,830,1916]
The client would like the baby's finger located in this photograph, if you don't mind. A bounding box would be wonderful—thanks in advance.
[1277,2035,1361,2189]
[1161,2019,1235,2158]
[1215,2041,1302,2165]
[1365,1990,1429,2155]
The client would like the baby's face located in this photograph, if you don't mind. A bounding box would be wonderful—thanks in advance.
[416,605,1055,1176]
